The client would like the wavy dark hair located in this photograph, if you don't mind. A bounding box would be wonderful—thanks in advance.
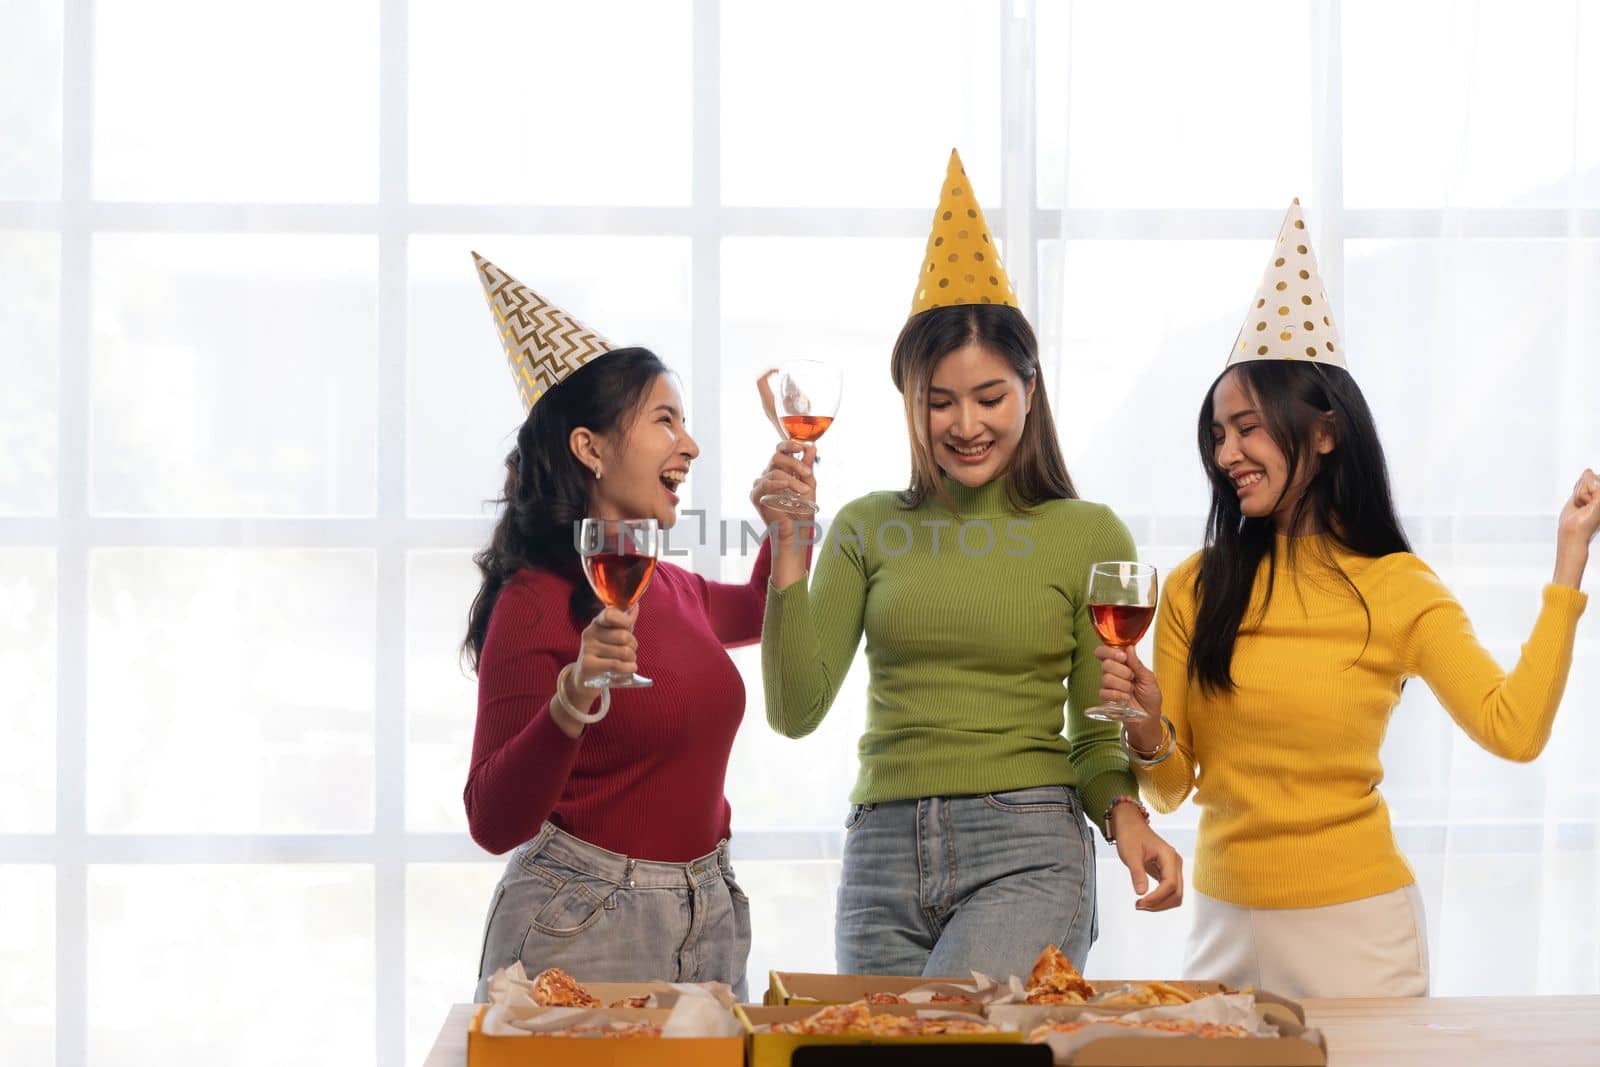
[1190,360,1410,693]
[889,303,1076,510]
[461,347,669,671]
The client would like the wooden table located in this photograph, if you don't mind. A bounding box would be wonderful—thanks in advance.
[423,996,1600,1066]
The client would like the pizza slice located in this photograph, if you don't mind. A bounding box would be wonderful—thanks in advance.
[529,966,602,1008]
[608,994,655,1009]
[772,1002,874,1035]
[1023,944,1096,1004]
[891,1015,1000,1036]
[1092,979,1231,1007]
[1090,984,1165,1008]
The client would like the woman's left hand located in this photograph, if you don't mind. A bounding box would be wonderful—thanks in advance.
[1553,467,1600,589]
[1109,807,1184,912]
[1557,468,1600,548]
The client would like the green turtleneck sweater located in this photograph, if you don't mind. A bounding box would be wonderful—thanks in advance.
[762,477,1140,837]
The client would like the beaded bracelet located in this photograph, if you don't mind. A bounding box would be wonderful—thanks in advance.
[1102,794,1151,842]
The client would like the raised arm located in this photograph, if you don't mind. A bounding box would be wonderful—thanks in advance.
[691,535,774,648]
[1405,472,1596,762]
[1404,564,1587,763]
[761,506,868,738]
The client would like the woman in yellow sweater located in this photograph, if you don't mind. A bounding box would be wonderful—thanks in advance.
[1096,200,1600,998]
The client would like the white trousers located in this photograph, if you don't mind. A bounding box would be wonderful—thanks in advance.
[1183,884,1430,999]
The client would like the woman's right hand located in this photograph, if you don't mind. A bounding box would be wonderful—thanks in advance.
[577,605,639,685]
[550,605,639,737]
[1094,643,1165,751]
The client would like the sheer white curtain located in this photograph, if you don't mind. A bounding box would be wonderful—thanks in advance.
[1037,0,1600,993]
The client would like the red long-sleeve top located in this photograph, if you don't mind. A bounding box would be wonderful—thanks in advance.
[464,540,773,861]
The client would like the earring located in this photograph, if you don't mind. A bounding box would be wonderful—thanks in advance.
[593,466,603,480]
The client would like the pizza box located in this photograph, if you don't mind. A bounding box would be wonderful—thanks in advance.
[738,1003,1020,1067]
[765,971,1253,1013]
[467,1004,744,1067]
[989,996,1327,1066]
[1073,982,1308,1025]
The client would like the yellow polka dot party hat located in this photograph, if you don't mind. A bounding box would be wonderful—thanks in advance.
[1227,199,1346,369]
[908,149,1019,317]
[471,252,616,413]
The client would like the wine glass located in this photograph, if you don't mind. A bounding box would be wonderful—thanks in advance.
[759,360,842,516]
[1084,561,1158,722]
[577,517,660,689]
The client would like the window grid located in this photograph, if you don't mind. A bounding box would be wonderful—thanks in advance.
[0,1,1592,1064]
[54,0,93,1064]
[374,0,410,1062]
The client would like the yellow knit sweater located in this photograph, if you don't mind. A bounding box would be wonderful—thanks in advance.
[1140,536,1588,909]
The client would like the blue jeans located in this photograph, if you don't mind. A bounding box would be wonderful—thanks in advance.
[835,785,1098,979]
[473,823,751,1002]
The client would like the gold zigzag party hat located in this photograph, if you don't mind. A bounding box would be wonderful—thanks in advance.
[471,252,616,412]
[909,149,1019,317]
[1227,200,1346,369]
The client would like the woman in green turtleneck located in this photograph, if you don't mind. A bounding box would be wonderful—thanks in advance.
[762,297,1184,981]
[762,157,1184,981]
[761,155,1183,983]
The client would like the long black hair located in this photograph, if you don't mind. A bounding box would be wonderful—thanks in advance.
[1189,360,1410,693]
[889,303,1077,510]
[462,347,669,671]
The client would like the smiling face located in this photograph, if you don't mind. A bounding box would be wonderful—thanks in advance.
[925,341,1036,488]
[1208,367,1332,532]
[575,373,699,528]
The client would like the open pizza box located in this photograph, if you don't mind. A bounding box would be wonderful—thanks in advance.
[1079,982,1307,1024]
[482,961,737,1010]
[467,1004,744,1067]
[738,1004,1022,1067]
[987,995,1327,1066]
[467,964,745,1066]
[765,971,1276,1015]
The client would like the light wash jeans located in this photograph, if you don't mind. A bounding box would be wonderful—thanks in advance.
[835,785,1098,979]
[474,822,751,1002]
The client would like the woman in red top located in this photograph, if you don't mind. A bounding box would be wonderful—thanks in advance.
[462,261,814,1001]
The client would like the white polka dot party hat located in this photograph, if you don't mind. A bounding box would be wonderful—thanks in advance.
[1227,199,1346,370]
